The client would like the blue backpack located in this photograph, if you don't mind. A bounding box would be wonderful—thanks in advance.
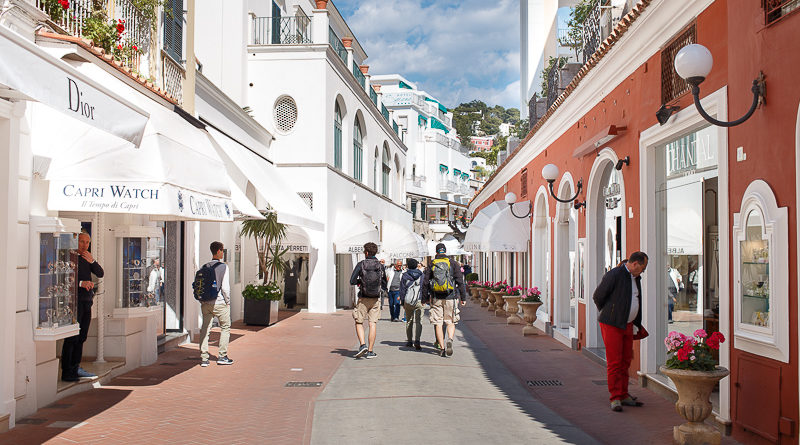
[193,262,223,302]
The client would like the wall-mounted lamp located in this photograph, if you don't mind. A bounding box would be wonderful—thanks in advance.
[504,192,531,219]
[542,164,583,206]
[674,44,766,127]
[615,156,630,171]
[656,104,680,125]
[573,200,586,210]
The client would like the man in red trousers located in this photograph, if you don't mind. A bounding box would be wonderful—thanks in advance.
[593,251,648,412]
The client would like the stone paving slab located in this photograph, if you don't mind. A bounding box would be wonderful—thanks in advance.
[310,311,600,445]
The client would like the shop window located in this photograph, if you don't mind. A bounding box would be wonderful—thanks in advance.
[38,233,78,330]
[660,23,695,105]
[114,227,165,315]
[733,180,788,362]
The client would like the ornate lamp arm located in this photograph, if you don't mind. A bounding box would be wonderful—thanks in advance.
[547,180,583,204]
[690,74,765,128]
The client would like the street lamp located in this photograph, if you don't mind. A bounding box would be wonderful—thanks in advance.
[674,43,766,127]
[504,192,531,219]
[542,164,583,209]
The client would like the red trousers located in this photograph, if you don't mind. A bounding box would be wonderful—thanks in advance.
[600,322,634,401]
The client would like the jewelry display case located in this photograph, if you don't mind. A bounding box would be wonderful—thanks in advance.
[113,226,164,317]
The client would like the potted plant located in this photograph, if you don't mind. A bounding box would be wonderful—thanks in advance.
[242,282,281,325]
[659,330,728,445]
[502,285,523,325]
[488,280,506,311]
[240,211,289,325]
[478,281,492,307]
[518,287,543,335]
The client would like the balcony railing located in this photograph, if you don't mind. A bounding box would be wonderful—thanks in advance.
[369,87,378,106]
[352,62,366,89]
[329,27,347,64]
[392,121,399,135]
[162,51,184,104]
[381,104,390,122]
[446,180,458,193]
[252,16,311,45]
[409,175,426,187]
[765,0,800,24]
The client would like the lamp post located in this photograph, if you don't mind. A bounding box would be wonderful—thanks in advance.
[504,192,531,219]
[542,164,583,209]
[674,43,766,127]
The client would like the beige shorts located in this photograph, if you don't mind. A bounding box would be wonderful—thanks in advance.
[429,298,460,326]
[353,297,380,324]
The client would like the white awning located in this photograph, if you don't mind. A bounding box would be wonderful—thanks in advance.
[228,178,265,220]
[0,26,148,145]
[463,200,508,251]
[481,202,530,252]
[33,99,235,222]
[428,234,468,256]
[280,225,311,254]
[380,220,426,259]
[333,209,379,254]
[206,127,324,231]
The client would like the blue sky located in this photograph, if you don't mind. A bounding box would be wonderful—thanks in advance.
[334,0,521,111]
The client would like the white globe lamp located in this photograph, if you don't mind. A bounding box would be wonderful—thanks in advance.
[674,44,713,85]
[542,164,560,183]
[504,192,517,205]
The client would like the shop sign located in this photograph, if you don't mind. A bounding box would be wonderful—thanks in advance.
[666,126,718,178]
[280,244,309,253]
[604,178,621,210]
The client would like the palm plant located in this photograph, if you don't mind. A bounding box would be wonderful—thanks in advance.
[239,211,289,284]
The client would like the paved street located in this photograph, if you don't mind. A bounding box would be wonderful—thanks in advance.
[0,305,740,445]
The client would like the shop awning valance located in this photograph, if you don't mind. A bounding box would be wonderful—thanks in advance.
[418,115,428,126]
[481,203,531,252]
[333,209,379,254]
[424,97,448,114]
[430,116,449,133]
[453,169,461,177]
[0,26,148,145]
[279,225,311,254]
[439,164,448,173]
[463,200,508,251]
[379,220,426,259]
[427,234,468,257]
[206,127,324,231]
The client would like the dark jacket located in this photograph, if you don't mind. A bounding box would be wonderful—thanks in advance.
[399,268,424,304]
[349,256,387,298]
[77,254,104,303]
[593,265,642,329]
[421,254,467,302]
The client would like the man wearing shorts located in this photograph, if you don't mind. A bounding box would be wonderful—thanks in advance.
[349,242,387,359]
[421,243,467,357]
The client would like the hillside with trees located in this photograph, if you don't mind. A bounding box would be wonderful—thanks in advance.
[451,100,528,168]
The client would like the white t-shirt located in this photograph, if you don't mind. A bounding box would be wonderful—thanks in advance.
[625,265,639,323]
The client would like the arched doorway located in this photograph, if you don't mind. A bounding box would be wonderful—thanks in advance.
[586,150,626,351]
[532,187,550,322]
[554,175,578,343]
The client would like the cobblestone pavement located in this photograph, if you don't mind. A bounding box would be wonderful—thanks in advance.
[0,304,741,445]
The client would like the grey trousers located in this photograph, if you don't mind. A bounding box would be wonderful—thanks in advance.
[404,302,423,342]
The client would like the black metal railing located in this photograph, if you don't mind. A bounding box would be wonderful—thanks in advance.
[370,87,378,106]
[581,2,602,63]
[329,27,347,64]
[353,62,366,88]
[252,16,311,45]
[765,0,800,24]
[545,61,562,108]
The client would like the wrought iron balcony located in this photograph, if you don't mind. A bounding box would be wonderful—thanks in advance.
[328,27,347,64]
[252,16,311,45]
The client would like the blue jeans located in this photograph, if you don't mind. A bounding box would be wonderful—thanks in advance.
[388,290,402,320]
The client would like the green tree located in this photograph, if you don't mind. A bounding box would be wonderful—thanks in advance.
[239,211,289,284]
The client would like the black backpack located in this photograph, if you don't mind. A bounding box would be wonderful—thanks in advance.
[193,262,223,302]
[359,258,383,298]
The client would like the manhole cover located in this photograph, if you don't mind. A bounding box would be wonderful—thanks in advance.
[285,381,323,388]
[521,349,540,352]
[592,380,607,386]
[47,403,72,409]
[17,418,48,425]
[527,379,563,387]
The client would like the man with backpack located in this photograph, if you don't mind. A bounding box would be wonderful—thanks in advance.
[195,241,233,367]
[399,258,424,350]
[421,243,467,357]
[349,242,387,359]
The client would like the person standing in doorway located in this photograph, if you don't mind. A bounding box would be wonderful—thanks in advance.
[387,260,404,322]
[147,258,164,304]
[593,251,648,412]
[399,258,424,350]
[61,231,104,382]
[421,243,467,358]
[199,241,233,367]
[349,242,387,359]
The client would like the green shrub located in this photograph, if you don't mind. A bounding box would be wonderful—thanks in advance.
[242,282,282,301]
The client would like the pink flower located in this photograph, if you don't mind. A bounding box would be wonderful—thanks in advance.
[694,329,708,339]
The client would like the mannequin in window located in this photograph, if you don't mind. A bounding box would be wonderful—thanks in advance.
[283,259,302,309]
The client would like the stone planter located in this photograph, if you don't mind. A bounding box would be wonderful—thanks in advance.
[487,291,501,311]
[469,287,481,302]
[518,301,542,335]
[494,293,506,317]
[478,289,490,307]
[660,366,730,445]
[503,296,522,324]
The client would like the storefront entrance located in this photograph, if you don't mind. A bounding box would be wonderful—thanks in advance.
[554,180,578,343]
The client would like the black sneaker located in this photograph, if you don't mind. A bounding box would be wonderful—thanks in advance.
[365,351,377,359]
[200,359,210,367]
[440,348,447,357]
[217,356,234,365]
[405,340,413,347]
[445,340,453,357]
[355,344,368,358]
[414,341,421,351]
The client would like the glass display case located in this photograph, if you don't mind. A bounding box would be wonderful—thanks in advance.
[740,208,769,327]
[115,227,164,314]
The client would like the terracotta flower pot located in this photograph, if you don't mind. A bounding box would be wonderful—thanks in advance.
[315,0,328,9]
[660,366,730,445]
[494,293,506,317]
[478,289,490,307]
[504,296,522,324]
[341,37,353,48]
[518,301,542,335]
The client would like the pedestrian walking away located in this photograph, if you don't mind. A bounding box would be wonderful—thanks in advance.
[593,251,649,412]
[196,241,234,367]
[387,259,404,322]
[349,242,387,359]
[399,258,424,350]
[60,231,104,382]
[421,243,467,357]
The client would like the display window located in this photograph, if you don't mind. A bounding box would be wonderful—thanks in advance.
[114,227,164,311]
[38,233,78,328]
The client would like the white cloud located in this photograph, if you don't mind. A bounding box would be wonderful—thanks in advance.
[337,0,521,109]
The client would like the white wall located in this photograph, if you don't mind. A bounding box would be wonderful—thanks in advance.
[195,0,248,105]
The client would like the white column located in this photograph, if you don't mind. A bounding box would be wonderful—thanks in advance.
[345,47,353,72]
[311,8,330,44]
[94,212,106,363]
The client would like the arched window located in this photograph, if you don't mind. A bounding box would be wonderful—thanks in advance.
[353,118,363,182]
[382,146,390,197]
[373,147,379,190]
[333,102,342,169]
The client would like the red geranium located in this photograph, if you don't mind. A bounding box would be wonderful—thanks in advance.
[58,0,69,9]
[706,331,725,350]
[116,19,125,35]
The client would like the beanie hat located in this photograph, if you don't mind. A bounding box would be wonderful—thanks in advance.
[406,258,418,269]
[435,243,446,254]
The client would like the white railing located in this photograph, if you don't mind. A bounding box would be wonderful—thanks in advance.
[36,0,93,38]
[433,132,449,147]
[446,180,458,193]
[162,51,184,104]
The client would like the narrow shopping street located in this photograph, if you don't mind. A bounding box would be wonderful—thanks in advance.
[0,305,741,445]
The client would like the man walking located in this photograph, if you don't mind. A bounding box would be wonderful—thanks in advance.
[349,242,387,359]
[61,232,104,382]
[593,251,648,411]
[399,258,424,350]
[386,260,404,322]
[421,243,467,357]
[199,241,233,367]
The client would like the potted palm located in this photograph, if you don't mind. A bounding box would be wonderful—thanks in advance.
[240,211,289,326]
[518,287,543,335]
[660,330,728,445]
